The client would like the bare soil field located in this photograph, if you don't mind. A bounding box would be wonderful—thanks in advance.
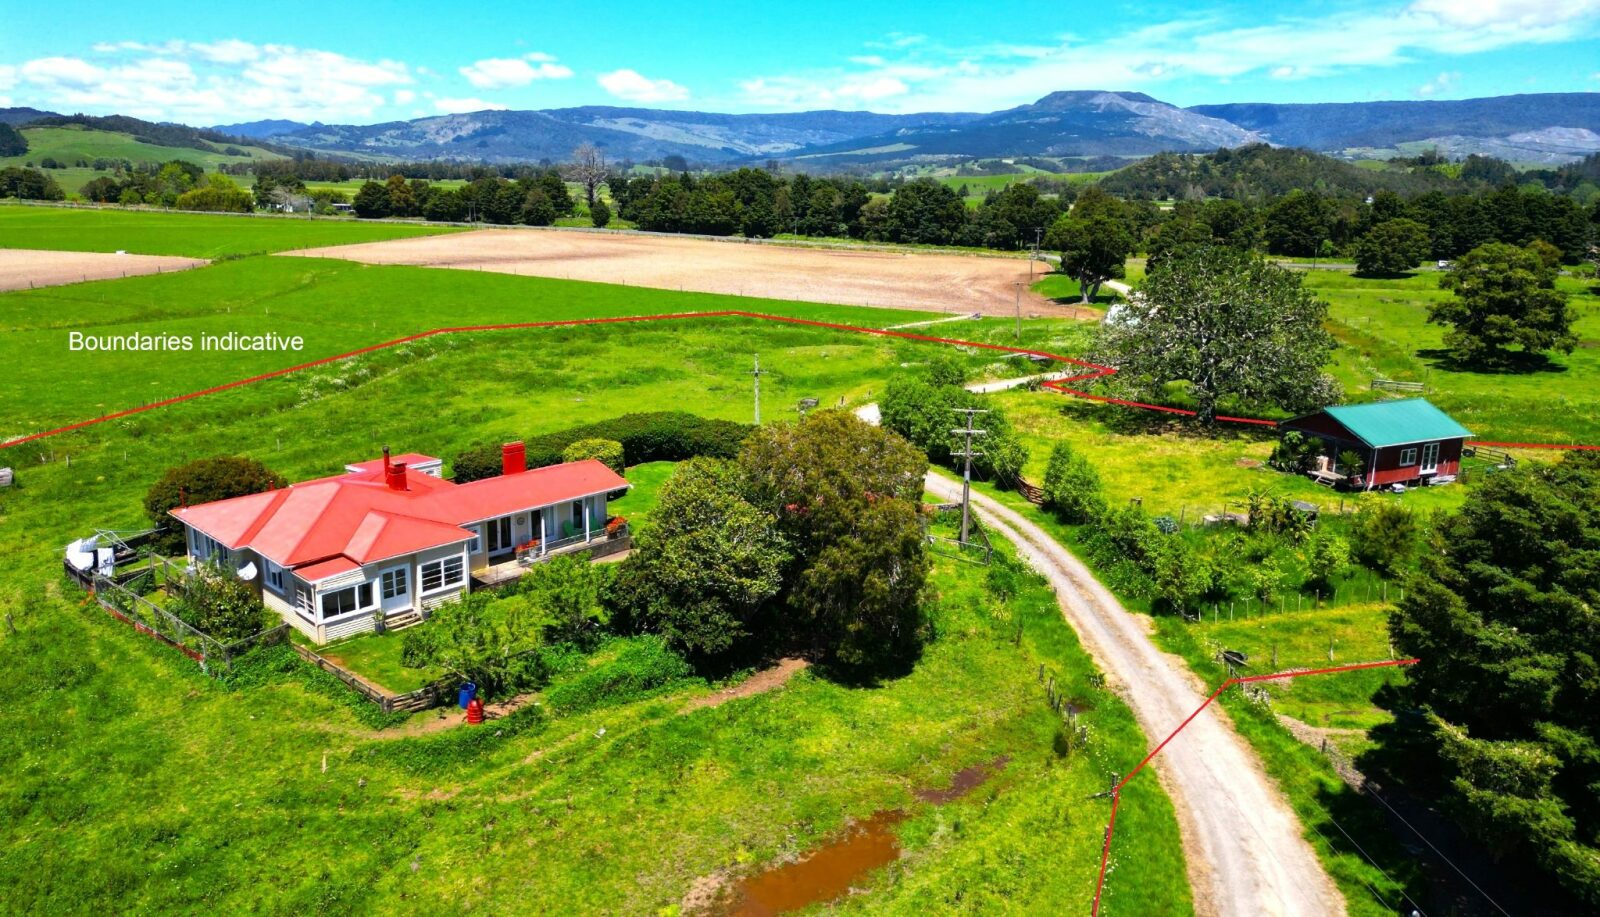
[0,248,205,292]
[288,228,1059,316]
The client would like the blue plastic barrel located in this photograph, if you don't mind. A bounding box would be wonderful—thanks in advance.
[458,681,477,708]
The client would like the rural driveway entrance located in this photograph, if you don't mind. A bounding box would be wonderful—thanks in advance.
[924,473,1343,916]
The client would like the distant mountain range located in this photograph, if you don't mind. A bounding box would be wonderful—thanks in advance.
[7,90,1600,168]
[205,91,1599,168]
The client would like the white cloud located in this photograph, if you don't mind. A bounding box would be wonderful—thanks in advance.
[597,68,689,103]
[433,96,508,114]
[393,89,415,105]
[188,39,261,64]
[0,64,19,92]
[9,42,411,122]
[1407,0,1600,29]
[1416,70,1460,95]
[746,1,1600,113]
[459,53,572,89]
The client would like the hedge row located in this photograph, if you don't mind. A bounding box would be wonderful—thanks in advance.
[453,412,752,482]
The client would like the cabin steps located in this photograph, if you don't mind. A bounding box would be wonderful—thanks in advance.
[383,610,424,632]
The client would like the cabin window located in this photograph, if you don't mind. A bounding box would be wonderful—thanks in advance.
[420,555,465,593]
[321,583,374,619]
[1399,448,1418,466]
[381,567,408,600]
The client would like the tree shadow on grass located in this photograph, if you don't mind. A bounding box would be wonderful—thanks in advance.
[1066,398,1281,443]
[1416,348,1569,376]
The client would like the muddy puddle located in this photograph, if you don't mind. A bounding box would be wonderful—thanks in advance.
[719,757,1009,915]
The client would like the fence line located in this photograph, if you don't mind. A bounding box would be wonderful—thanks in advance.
[289,643,447,713]
[72,560,287,674]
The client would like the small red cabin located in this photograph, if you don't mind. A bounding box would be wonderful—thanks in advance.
[1280,399,1473,490]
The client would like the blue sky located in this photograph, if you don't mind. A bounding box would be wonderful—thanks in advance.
[1,0,1597,124]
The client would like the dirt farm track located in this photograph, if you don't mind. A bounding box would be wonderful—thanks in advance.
[289,228,1060,316]
[0,248,205,292]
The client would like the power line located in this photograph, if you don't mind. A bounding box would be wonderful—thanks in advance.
[1363,785,1511,917]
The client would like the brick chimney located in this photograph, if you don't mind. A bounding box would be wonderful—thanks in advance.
[386,461,408,491]
[502,441,526,476]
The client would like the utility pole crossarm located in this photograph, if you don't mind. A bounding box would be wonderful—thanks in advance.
[950,407,990,545]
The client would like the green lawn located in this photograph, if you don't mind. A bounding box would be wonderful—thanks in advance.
[0,203,460,258]
[607,461,676,533]
[0,253,1086,451]
[1308,268,1600,446]
[316,631,439,695]
[0,231,1191,911]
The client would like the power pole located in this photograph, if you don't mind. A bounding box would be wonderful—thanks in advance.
[750,354,765,425]
[951,407,988,544]
[1012,281,1024,342]
[1031,227,1042,282]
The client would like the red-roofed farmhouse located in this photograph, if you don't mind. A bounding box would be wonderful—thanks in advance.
[171,444,631,643]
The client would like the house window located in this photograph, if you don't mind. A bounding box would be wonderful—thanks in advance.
[320,582,374,620]
[571,501,583,526]
[466,526,481,555]
[264,560,285,594]
[420,555,465,593]
[1399,447,1418,466]
[381,567,408,600]
[294,583,314,617]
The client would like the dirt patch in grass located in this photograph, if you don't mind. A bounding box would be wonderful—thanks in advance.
[0,247,204,291]
[286,228,1061,317]
[681,658,809,712]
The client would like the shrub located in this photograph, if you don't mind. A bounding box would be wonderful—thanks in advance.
[561,438,625,474]
[171,561,269,640]
[879,377,1028,486]
[1151,538,1214,613]
[453,412,751,482]
[144,455,286,547]
[1304,533,1352,589]
[543,636,694,715]
[590,200,611,228]
[1351,502,1419,576]
[1040,441,1105,523]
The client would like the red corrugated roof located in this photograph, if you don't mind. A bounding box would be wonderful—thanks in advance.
[171,457,629,575]
[345,453,440,473]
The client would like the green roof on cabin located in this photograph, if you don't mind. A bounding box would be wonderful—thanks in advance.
[1317,399,1473,448]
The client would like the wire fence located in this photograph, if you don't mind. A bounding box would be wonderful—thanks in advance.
[72,560,287,674]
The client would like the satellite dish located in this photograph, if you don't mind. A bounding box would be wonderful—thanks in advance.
[236,562,258,582]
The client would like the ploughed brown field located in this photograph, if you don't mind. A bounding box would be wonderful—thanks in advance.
[287,227,1060,317]
[0,248,205,292]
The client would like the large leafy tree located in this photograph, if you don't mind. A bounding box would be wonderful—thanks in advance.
[351,180,391,219]
[1096,245,1338,423]
[0,122,28,157]
[1430,242,1575,368]
[1353,217,1432,276]
[885,178,967,245]
[1045,186,1134,303]
[739,412,931,668]
[1262,190,1332,257]
[879,375,1028,486]
[145,456,286,548]
[1385,452,1600,906]
[611,458,788,657]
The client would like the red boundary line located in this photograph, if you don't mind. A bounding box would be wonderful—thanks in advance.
[7,308,1593,451]
[1090,657,1420,916]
